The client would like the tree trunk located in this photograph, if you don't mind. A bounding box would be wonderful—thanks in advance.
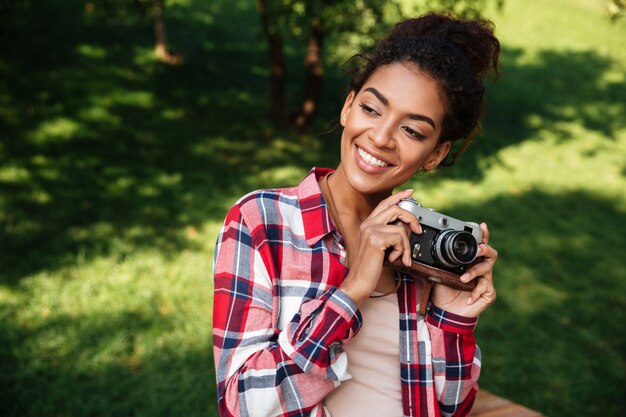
[257,0,286,127]
[294,18,324,133]
[152,0,183,65]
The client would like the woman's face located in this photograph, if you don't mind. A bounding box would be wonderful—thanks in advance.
[339,62,451,195]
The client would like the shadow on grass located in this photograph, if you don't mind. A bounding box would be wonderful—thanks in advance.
[446,189,626,417]
[440,47,626,181]
[0,0,326,284]
[0,309,216,417]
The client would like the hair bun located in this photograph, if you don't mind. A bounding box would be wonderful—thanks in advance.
[387,13,500,78]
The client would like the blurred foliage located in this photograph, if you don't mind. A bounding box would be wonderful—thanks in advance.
[82,0,183,63]
[261,0,503,43]
[260,0,392,47]
[81,0,167,21]
[608,0,625,20]
[256,0,504,130]
[403,0,504,19]
[0,0,29,36]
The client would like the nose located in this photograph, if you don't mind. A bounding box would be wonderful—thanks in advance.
[368,118,396,149]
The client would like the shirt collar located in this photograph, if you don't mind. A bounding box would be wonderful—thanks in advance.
[297,167,336,247]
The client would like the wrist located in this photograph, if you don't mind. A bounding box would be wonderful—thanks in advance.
[338,275,371,307]
[426,303,478,334]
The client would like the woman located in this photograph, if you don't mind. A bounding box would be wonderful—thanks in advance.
[213,13,500,417]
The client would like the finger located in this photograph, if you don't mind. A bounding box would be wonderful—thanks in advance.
[467,276,496,305]
[399,225,412,266]
[394,208,423,235]
[480,222,490,245]
[459,244,497,283]
[371,205,422,235]
[477,243,498,263]
[376,226,412,267]
[370,189,414,217]
[387,245,403,264]
[459,261,492,283]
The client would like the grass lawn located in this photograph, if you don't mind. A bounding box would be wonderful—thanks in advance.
[1,0,624,416]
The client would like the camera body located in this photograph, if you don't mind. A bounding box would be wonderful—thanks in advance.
[398,198,483,275]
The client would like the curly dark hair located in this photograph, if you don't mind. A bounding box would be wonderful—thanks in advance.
[346,13,501,166]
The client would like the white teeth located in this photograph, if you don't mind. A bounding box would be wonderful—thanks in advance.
[358,147,389,167]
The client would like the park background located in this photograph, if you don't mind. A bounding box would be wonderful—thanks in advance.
[1,0,625,416]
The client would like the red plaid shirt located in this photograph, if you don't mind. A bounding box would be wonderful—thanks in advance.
[213,168,480,417]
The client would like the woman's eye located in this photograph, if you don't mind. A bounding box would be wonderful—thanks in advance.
[402,126,426,140]
[359,103,379,116]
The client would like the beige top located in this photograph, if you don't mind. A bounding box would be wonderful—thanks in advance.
[324,291,403,417]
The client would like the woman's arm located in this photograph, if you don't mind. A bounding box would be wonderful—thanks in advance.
[426,223,497,416]
[212,201,362,417]
[425,305,480,417]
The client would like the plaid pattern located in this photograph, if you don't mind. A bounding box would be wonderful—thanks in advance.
[213,168,480,417]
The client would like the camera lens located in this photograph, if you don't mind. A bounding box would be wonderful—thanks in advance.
[454,239,470,256]
[432,230,478,268]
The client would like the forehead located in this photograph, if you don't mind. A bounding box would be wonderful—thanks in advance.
[360,62,446,122]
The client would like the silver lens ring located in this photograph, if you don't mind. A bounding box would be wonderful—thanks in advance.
[433,230,479,268]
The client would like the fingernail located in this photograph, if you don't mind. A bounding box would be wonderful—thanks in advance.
[460,273,469,282]
[405,189,414,194]
[466,297,473,305]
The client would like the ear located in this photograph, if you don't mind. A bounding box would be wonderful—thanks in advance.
[423,140,451,171]
[340,90,356,127]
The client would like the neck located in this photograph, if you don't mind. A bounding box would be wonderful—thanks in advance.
[328,164,391,223]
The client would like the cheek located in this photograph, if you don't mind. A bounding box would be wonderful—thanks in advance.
[339,118,361,148]
[339,129,351,150]
[343,110,371,133]
[339,130,353,161]
[399,143,436,170]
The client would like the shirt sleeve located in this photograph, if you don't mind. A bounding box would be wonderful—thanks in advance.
[426,304,481,417]
[212,202,362,417]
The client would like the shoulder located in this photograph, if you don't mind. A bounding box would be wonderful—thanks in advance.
[228,186,301,230]
[222,167,329,242]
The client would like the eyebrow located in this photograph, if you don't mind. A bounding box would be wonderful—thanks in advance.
[363,87,436,129]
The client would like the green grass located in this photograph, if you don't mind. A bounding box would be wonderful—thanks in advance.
[1,0,625,416]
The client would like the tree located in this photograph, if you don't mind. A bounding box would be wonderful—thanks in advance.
[256,0,503,132]
[257,0,393,131]
[257,0,287,127]
[87,0,183,65]
[134,0,183,65]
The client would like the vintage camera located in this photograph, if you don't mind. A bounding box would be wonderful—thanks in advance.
[397,198,483,275]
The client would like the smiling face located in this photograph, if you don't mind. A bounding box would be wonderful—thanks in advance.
[338,62,451,196]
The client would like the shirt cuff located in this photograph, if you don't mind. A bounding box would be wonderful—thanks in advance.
[280,287,362,377]
[426,303,478,335]
[290,287,362,347]
[321,287,363,341]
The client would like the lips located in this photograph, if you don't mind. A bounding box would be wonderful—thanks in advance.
[357,146,391,167]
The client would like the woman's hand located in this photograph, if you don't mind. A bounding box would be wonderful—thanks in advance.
[339,189,421,306]
[430,223,498,317]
